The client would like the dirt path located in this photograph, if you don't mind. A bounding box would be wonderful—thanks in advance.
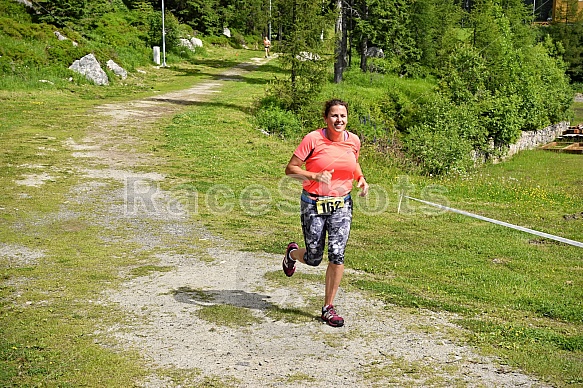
[60,59,549,387]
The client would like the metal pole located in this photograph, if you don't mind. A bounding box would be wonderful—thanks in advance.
[533,0,535,20]
[162,0,167,67]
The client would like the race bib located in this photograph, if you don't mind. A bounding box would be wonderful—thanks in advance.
[315,197,345,215]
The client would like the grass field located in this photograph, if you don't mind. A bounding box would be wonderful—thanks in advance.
[1,46,582,386]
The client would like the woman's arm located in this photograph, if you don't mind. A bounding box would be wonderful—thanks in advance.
[354,162,369,196]
[285,154,333,184]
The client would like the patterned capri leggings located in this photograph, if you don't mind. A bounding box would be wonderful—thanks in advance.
[300,195,353,266]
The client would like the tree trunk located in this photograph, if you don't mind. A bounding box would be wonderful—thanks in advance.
[359,4,369,73]
[348,0,353,67]
[360,35,368,72]
[334,0,347,83]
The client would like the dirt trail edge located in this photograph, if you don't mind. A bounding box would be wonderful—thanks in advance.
[65,59,548,387]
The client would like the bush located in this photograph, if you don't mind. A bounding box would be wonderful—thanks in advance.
[204,35,230,47]
[403,95,485,175]
[229,30,246,49]
[147,11,180,50]
[366,57,401,75]
[255,106,303,139]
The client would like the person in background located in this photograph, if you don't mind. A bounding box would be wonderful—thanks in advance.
[283,99,369,327]
[263,36,271,57]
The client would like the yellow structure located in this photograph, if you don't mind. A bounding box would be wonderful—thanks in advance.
[552,0,583,22]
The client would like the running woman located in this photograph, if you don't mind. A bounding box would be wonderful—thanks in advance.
[283,99,369,327]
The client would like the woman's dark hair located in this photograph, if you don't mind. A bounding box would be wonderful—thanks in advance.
[323,99,349,118]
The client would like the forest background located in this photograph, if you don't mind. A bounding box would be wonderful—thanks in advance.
[2,0,583,174]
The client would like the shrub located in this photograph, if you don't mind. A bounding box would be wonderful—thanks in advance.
[204,35,230,47]
[46,39,85,66]
[0,0,32,23]
[255,106,303,139]
[229,30,246,49]
[146,11,180,50]
[366,57,401,75]
[403,95,485,175]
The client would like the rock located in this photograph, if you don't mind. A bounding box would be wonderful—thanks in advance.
[366,47,384,58]
[190,37,203,48]
[69,54,109,86]
[106,59,127,80]
[223,27,231,38]
[54,31,68,41]
[178,38,195,51]
[54,31,78,47]
[15,0,33,8]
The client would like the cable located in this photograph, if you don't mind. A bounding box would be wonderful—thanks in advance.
[403,195,583,249]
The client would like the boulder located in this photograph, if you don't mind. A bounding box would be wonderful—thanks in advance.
[190,37,203,48]
[366,47,384,58]
[179,38,195,51]
[106,59,127,80]
[15,0,33,8]
[223,27,231,38]
[69,54,109,86]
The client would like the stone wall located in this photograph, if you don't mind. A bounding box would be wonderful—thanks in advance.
[473,121,568,164]
[506,121,568,158]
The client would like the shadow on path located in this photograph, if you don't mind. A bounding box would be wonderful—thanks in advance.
[172,286,316,320]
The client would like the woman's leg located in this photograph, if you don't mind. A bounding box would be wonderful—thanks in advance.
[324,198,352,307]
[289,248,306,263]
[324,262,344,306]
[283,200,325,275]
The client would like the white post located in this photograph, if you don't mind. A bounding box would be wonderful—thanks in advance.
[153,46,161,65]
[161,0,167,67]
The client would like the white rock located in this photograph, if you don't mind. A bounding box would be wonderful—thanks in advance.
[69,54,109,86]
[190,37,203,48]
[106,59,128,80]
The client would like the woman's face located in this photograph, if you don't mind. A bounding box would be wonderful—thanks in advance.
[324,104,348,133]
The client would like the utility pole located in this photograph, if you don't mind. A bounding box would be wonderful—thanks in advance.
[162,0,167,67]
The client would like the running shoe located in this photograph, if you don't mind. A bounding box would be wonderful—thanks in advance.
[283,242,298,277]
[321,304,344,327]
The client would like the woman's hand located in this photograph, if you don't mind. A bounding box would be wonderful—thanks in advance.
[357,176,369,197]
[315,169,334,184]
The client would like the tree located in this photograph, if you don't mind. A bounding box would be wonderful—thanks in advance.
[547,18,583,82]
[266,0,329,112]
[439,0,571,146]
[352,0,417,74]
[33,0,88,26]
[410,0,462,73]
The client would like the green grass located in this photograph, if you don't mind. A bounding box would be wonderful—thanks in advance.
[0,45,261,387]
[160,60,583,386]
[1,46,582,387]
[572,101,583,125]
